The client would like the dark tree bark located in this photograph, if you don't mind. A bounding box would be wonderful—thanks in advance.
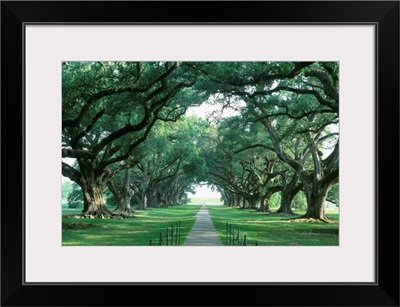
[258,194,270,213]
[276,173,300,214]
[302,169,338,220]
[259,186,281,212]
[247,196,259,210]
[108,168,135,215]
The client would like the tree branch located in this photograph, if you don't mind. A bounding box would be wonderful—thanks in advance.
[71,109,105,147]
[62,148,94,159]
[233,143,276,154]
[62,162,81,184]
[62,62,179,130]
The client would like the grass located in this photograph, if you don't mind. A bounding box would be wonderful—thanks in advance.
[207,206,339,246]
[62,199,339,246]
[62,204,201,246]
[62,204,85,216]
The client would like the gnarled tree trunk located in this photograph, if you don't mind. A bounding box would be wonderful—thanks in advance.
[80,165,111,217]
[258,194,271,213]
[276,173,299,214]
[108,169,135,215]
[303,180,337,221]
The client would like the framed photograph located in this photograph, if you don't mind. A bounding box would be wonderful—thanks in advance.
[1,1,399,306]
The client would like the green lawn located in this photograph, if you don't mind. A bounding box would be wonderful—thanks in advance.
[62,204,201,246]
[207,206,339,246]
[62,200,339,246]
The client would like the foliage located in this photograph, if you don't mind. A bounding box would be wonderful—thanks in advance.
[62,181,72,200]
[66,182,84,209]
[269,193,281,209]
[327,183,339,205]
[291,191,307,211]
[104,189,119,208]
[61,61,339,220]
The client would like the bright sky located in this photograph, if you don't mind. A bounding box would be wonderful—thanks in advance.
[188,184,221,199]
[186,97,242,120]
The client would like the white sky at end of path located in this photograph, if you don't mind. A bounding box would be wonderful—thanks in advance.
[188,185,221,199]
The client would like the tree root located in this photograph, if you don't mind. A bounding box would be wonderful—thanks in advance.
[287,217,331,223]
[62,221,103,230]
[113,208,135,215]
[63,211,136,220]
[269,211,297,216]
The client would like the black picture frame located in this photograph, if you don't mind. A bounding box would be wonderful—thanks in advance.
[1,1,399,306]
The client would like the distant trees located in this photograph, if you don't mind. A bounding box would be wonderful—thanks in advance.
[66,182,84,209]
[62,181,72,200]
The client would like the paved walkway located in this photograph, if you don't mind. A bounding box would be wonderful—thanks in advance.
[183,205,223,246]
